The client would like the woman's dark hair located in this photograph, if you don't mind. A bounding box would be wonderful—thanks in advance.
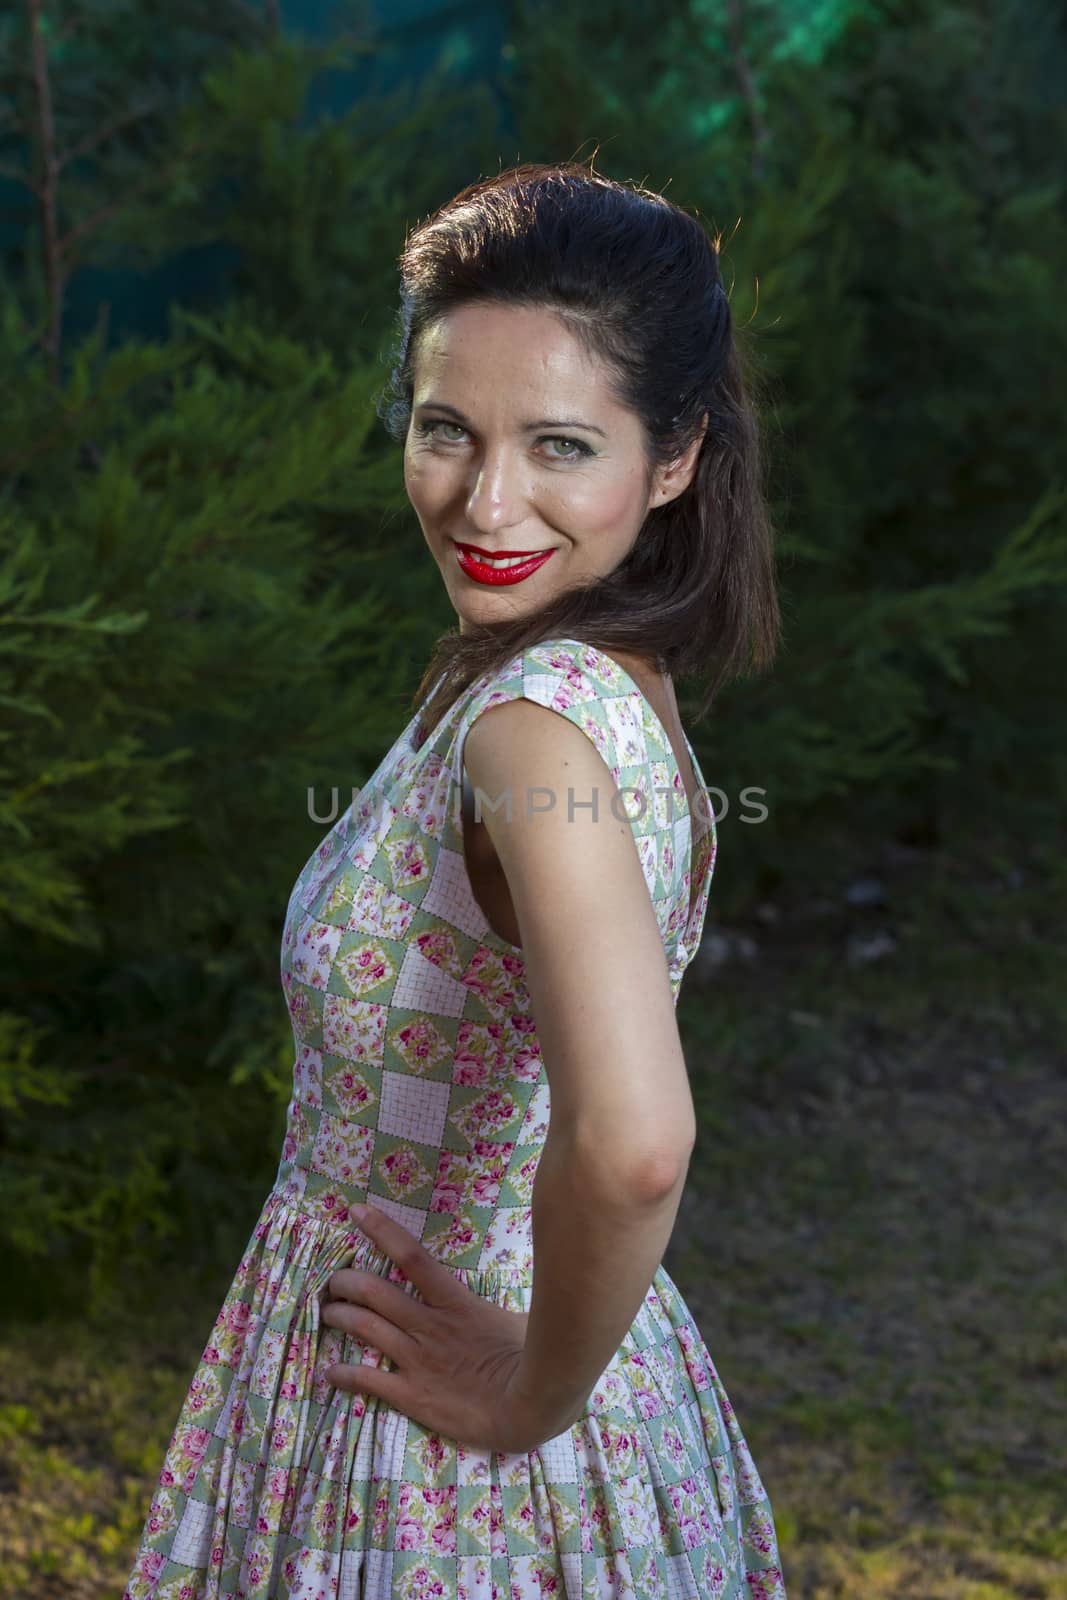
[376,159,781,740]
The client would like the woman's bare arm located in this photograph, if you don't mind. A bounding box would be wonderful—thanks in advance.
[462,697,697,1433]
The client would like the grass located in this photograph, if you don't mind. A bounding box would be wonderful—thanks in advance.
[668,828,1066,1598]
[0,828,1063,1597]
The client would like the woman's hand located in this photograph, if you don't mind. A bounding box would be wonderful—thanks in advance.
[321,1203,561,1455]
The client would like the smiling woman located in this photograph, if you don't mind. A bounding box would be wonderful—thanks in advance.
[402,299,707,618]
[378,160,780,746]
[123,162,787,1600]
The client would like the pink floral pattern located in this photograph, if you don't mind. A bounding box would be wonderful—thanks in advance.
[125,638,785,1599]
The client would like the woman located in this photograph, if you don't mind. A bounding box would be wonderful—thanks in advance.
[125,162,786,1600]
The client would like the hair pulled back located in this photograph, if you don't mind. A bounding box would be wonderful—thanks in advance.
[376,160,781,738]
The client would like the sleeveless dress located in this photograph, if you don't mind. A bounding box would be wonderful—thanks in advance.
[124,636,788,1600]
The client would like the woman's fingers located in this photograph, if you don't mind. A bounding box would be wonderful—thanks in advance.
[321,1298,413,1364]
[347,1205,462,1306]
[326,1268,428,1331]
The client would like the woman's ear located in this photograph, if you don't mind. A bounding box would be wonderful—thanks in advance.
[648,411,709,509]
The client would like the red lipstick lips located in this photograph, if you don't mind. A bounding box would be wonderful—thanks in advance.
[453,542,556,587]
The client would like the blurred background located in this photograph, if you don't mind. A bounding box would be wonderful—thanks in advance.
[1,1,1064,1594]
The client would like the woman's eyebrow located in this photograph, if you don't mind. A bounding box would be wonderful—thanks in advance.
[413,400,607,438]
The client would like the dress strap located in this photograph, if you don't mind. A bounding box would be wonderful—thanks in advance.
[446,637,696,954]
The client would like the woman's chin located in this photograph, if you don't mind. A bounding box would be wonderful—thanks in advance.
[452,586,552,630]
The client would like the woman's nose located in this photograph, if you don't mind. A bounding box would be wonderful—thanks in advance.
[464,448,526,532]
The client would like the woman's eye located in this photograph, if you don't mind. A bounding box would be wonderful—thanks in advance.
[413,421,593,461]
[542,436,592,461]
[415,420,467,443]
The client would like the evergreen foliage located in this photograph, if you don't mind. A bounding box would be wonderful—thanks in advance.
[511,0,1067,858]
[0,12,495,1304]
[0,295,413,1307]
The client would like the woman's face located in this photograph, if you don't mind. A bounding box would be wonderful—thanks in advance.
[403,301,703,632]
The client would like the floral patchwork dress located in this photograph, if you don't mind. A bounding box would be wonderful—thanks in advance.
[124,636,788,1600]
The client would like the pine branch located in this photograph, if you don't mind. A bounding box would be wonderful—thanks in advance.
[724,0,771,186]
[0,97,166,193]
[26,0,63,383]
[58,137,209,261]
[57,98,166,175]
